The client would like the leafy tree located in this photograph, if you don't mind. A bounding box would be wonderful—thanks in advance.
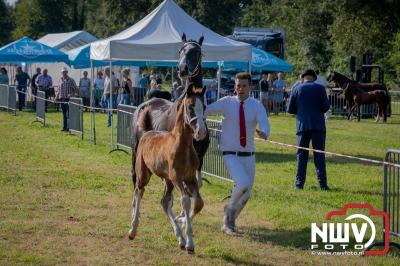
[0,0,14,46]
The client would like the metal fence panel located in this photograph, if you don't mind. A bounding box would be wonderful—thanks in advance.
[36,91,46,125]
[116,104,136,150]
[202,119,232,182]
[7,86,16,114]
[69,97,83,139]
[0,84,8,109]
[384,149,400,238]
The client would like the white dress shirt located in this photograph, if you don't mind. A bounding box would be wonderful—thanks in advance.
[205,96,270,152]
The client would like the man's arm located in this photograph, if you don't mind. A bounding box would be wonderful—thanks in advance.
[204,97,227,117]
[287,88,297,114]
[256,102,270,139]
[320,86,330,113]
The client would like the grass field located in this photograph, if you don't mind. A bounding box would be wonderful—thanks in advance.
[0,109,399,265]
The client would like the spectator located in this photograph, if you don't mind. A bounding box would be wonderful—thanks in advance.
[171,81,180,101]
[156,75,162,85]
[56,67,78,132]
[266,73,274,112]
[31,67,41,108]
[204,72,270,235]
[139,73,148,89]
[259,73,270,114]
[94,71,105,107]
[272,72,286,115]
[165,70,171,81]
[120,68,132,105]
[79,71,91,107]
[103,67,119,127]
[314,69,330,121]
[14,66,31,111]
[287,69,330,191]
[36,69,53,112]
[0,67,9,85]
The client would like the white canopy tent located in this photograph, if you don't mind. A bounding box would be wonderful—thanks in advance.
[38,31,97,52]
[90,0,252,64]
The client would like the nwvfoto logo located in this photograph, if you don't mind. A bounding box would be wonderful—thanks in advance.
[310,203,390,256]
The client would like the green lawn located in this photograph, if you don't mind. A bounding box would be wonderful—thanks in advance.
[0,109,399,265]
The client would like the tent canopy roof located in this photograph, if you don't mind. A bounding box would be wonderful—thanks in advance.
[0,36,69,64]
[222,47,292,72]
[38,31,97,51]
[90,0,251,63]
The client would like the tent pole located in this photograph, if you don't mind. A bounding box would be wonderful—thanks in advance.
[90,60,94,144]
[110,60,114,149]
[217,62,221,100]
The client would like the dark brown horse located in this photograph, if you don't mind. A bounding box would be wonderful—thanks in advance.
[131,33,208,188]
[344,84,389,122]
[327,71,390,120]
[128,83,204,253]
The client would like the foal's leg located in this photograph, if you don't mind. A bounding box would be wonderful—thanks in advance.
[375,106,381,123]
[185,178,204,219]
[128,187,144,240]
[171,176,194,253]
[161,179,186,249]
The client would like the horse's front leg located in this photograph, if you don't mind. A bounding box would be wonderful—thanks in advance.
[375,106,381,123]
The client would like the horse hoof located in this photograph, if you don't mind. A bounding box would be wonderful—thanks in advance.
[128,229,136,240]
[180,244,186,250]
[186,246,195,254]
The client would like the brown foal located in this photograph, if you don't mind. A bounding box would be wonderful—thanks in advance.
[128,84,205,253]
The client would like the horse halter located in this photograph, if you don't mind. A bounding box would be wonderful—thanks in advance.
[179,41,203,78]
[183,98,203,129]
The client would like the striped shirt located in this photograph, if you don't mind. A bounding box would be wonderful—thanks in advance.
[59,76,78,100]
[36,74,53,88]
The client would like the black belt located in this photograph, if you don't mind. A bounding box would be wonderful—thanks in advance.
[222,151,255,157]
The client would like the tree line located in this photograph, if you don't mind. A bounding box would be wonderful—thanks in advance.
[1,0,400,85]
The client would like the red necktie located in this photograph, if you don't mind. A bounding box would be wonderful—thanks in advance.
[239,101,246,147]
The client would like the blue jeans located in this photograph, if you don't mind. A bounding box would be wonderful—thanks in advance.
[295,130,327,188]
[119,94,131,105]
[61,101,69,130]
[105,95,117,127]
[17,85,27,111]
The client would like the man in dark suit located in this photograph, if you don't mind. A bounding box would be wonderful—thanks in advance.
[287,69,330,190]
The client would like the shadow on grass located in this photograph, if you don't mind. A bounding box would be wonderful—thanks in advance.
[256,150,387,167]
[243,226,310,250]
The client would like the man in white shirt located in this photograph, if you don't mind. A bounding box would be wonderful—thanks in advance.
[205,72,270,235]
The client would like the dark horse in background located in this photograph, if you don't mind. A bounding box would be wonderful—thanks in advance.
[327,71,390,122]
[131,33,209,192]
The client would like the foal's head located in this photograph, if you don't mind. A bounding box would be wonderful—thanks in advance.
[179,83,207,141]
[178,33,204,79]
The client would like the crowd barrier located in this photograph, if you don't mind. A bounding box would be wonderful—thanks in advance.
[366,149,400,252]
[110,104,137,153]
[0,84,16,115]
[69,97,84,140]
[202,120,232,182]
[34,91,46,126]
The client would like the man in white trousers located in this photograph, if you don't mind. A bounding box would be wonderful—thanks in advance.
[205,72,270,235]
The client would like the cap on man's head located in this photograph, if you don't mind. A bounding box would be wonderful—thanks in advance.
[61,67,68,73]
[301,69,317,80]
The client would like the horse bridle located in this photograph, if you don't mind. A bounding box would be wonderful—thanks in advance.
[179,41,203,78]
[183,97,204,128]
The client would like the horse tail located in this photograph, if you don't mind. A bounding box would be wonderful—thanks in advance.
[137,108,153,132]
